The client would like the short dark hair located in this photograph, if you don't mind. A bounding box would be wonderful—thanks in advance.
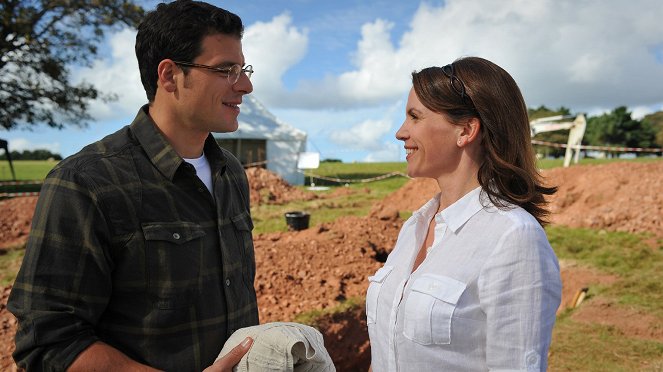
[135,0,244,102]
[412,57,557,226]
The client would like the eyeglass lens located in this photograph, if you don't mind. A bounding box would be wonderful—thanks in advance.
[228,65,253,84]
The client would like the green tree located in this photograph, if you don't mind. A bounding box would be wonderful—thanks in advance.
[0,149,62,160]
[642,111,663,148]
[528,105,572,158]
[584,106,658,157]
[0,0,144,130]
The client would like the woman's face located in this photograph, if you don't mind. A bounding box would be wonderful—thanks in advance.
[396,88,463,180]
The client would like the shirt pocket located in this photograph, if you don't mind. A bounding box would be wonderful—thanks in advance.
[403,274,466,345]
[142,221,206,309]
[366,265,394,325]
[231,212,255,284]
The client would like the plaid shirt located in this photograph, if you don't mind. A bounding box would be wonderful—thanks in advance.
[8,106,259,371]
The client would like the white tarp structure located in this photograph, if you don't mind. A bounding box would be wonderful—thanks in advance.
[530,114,587,167]
[214,95,307,185]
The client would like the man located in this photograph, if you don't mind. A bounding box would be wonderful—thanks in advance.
[8,1,259,370]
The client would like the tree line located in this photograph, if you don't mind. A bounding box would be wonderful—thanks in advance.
[0,149,62,161]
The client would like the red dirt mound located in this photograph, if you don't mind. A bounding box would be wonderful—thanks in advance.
[544,161,663,237]
[0,196,37,250]
[375,161,663,238]
[245,167,318,206]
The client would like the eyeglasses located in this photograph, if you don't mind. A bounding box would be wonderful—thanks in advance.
[172,61,254,84]
[440,64,467,101]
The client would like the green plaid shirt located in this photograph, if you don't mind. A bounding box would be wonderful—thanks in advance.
[8,106,259,371]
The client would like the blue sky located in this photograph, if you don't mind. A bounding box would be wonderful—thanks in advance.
[3,0,663,163]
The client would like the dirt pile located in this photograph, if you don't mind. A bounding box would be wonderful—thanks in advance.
[0,196,37,250]
[544,161,663,236]
[254,214,401,323]
[376,161,663,238]
[245,167,318,206]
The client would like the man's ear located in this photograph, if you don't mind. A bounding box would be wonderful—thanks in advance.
[157,59,178,93]
[456,117,481,147]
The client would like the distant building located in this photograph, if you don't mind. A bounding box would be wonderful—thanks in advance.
[214,95,306,185]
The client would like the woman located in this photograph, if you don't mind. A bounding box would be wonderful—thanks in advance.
[366,57,561,371]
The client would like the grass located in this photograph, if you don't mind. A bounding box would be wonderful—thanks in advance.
[549,319,663,372]
[0,160,58,181]
[537,156,661,169]
[293,296,364,327]
[546,226,663,370]
[0,160,58,196]
[0,248,25,287]
[252,173,408,234]
[547,226,663,318]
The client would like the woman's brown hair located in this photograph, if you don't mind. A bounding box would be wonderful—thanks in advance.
[412,56,556,225]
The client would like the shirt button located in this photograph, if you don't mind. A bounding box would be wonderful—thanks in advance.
[225,278,231,287]
[172,233,181,240]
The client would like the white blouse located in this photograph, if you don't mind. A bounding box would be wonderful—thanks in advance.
[366,186,561,372]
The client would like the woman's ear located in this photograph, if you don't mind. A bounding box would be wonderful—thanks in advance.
[157,59,178,93]
[457,117,481,147]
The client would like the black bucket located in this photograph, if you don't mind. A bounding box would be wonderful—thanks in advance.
[284,211,310,231]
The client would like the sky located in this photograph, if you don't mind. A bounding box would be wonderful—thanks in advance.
[3,0,663,163]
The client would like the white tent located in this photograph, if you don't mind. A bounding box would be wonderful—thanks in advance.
[214,95,307,185]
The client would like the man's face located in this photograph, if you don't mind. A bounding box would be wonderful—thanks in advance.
[174,33,253,134]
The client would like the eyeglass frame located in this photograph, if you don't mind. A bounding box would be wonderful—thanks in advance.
[440,63,468,101]
[172,61,254,84]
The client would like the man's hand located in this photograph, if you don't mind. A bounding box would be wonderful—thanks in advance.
[203,337,253,372]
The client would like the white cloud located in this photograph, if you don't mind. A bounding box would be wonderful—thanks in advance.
[243,12,308,100]
[73,28,144,120]
[7,138,61,154]
[329,118,393,151]
[256,0,663,114]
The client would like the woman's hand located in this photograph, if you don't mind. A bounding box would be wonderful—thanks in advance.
[203,337,253,372]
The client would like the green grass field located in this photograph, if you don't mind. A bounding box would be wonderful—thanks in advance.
[0,160,58,181]
[1,157,662,370]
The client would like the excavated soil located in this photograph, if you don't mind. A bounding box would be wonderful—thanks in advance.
[374,160,663,237]
[1,161,662,370]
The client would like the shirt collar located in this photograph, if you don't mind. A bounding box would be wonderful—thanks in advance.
[413,186,486,234]
[130,105,227,180]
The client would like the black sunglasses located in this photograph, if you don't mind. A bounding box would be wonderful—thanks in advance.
[440,64,467,101]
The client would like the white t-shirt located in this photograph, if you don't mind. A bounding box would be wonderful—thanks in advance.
[366,186,561,372]
[183,153,213,195]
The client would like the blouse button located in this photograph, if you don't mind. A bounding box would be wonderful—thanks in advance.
[172,232,181,240]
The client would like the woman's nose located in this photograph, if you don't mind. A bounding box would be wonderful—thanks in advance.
[395,121,408,141]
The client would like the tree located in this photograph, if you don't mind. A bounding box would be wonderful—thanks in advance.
[642,111,663,148]
[584,106,658,157]
[0,148,62,160]
[0,0,144,131]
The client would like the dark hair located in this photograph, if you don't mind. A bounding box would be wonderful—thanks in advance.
[412,57,557,226]
[135,0,244,102]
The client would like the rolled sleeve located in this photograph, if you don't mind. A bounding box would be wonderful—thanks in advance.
[478,223,562,372]
[8,167,113,370]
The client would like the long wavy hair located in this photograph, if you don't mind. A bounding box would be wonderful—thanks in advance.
[412,56,556,226]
